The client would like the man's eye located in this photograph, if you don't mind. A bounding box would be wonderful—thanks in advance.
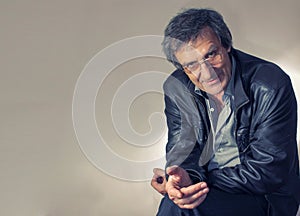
[205,50,217,59]
[186,62,199,70]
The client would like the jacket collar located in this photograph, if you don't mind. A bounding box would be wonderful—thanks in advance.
[231,48,249,109]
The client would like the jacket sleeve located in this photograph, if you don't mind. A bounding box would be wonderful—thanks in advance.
[208,74,299,195]
[163,76,207,182]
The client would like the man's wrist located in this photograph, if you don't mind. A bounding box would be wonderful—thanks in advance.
[186,169,204,184]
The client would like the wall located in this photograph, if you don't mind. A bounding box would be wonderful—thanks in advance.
[1,0,299,215]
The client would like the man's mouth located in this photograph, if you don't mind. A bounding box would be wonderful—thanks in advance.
[202,76,220,85]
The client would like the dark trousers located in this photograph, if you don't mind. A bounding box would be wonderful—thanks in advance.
[156,188,268,216]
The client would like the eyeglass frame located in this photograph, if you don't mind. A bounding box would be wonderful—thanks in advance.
[181,46,224,74]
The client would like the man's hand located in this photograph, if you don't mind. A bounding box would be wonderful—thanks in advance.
[151,168,167,195]
[166,166,209,209]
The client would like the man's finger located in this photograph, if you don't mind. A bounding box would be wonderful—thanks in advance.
[166,165,180,176]
[167,186,183,199]
[153,168,165,176]
[180,182,208,196]
[178,193,207,209]
[151,178,167,195]
[170,182,209,209]
[177,185,209,205]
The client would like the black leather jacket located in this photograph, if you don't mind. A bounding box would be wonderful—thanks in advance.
[163,48,300,215]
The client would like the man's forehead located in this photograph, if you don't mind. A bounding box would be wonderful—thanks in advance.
[176,39,214,59]
[177,45,199,57]
[174,27,220,63]
[175,45,202,64]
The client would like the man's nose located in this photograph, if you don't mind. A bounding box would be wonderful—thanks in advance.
[191,68,201,80]
[197,62,214,81]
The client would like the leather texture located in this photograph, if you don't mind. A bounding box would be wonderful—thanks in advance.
[163,48,300,215]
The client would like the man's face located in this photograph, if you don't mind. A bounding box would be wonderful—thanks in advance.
[175,27,232,96]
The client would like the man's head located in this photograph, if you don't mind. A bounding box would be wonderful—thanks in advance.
[162,8,233,96]
[162,8,232,68]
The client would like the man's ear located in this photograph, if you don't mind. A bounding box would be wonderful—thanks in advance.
[227,46,231,53]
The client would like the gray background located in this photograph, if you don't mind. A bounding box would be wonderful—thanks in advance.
[1,0,300,215]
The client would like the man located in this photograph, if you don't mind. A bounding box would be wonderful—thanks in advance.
[151,8,300,216]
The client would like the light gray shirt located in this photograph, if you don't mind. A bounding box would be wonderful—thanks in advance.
[195,57,240,171]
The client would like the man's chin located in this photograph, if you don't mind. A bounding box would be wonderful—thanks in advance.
[203,84,223,95]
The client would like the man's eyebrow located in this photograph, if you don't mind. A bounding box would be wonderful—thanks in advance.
[181,44,218,66]
[182,60,197,67]
[206,44,218,53]
[202,44,218,58]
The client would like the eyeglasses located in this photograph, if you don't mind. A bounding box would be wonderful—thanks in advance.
[182,49,223,74]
